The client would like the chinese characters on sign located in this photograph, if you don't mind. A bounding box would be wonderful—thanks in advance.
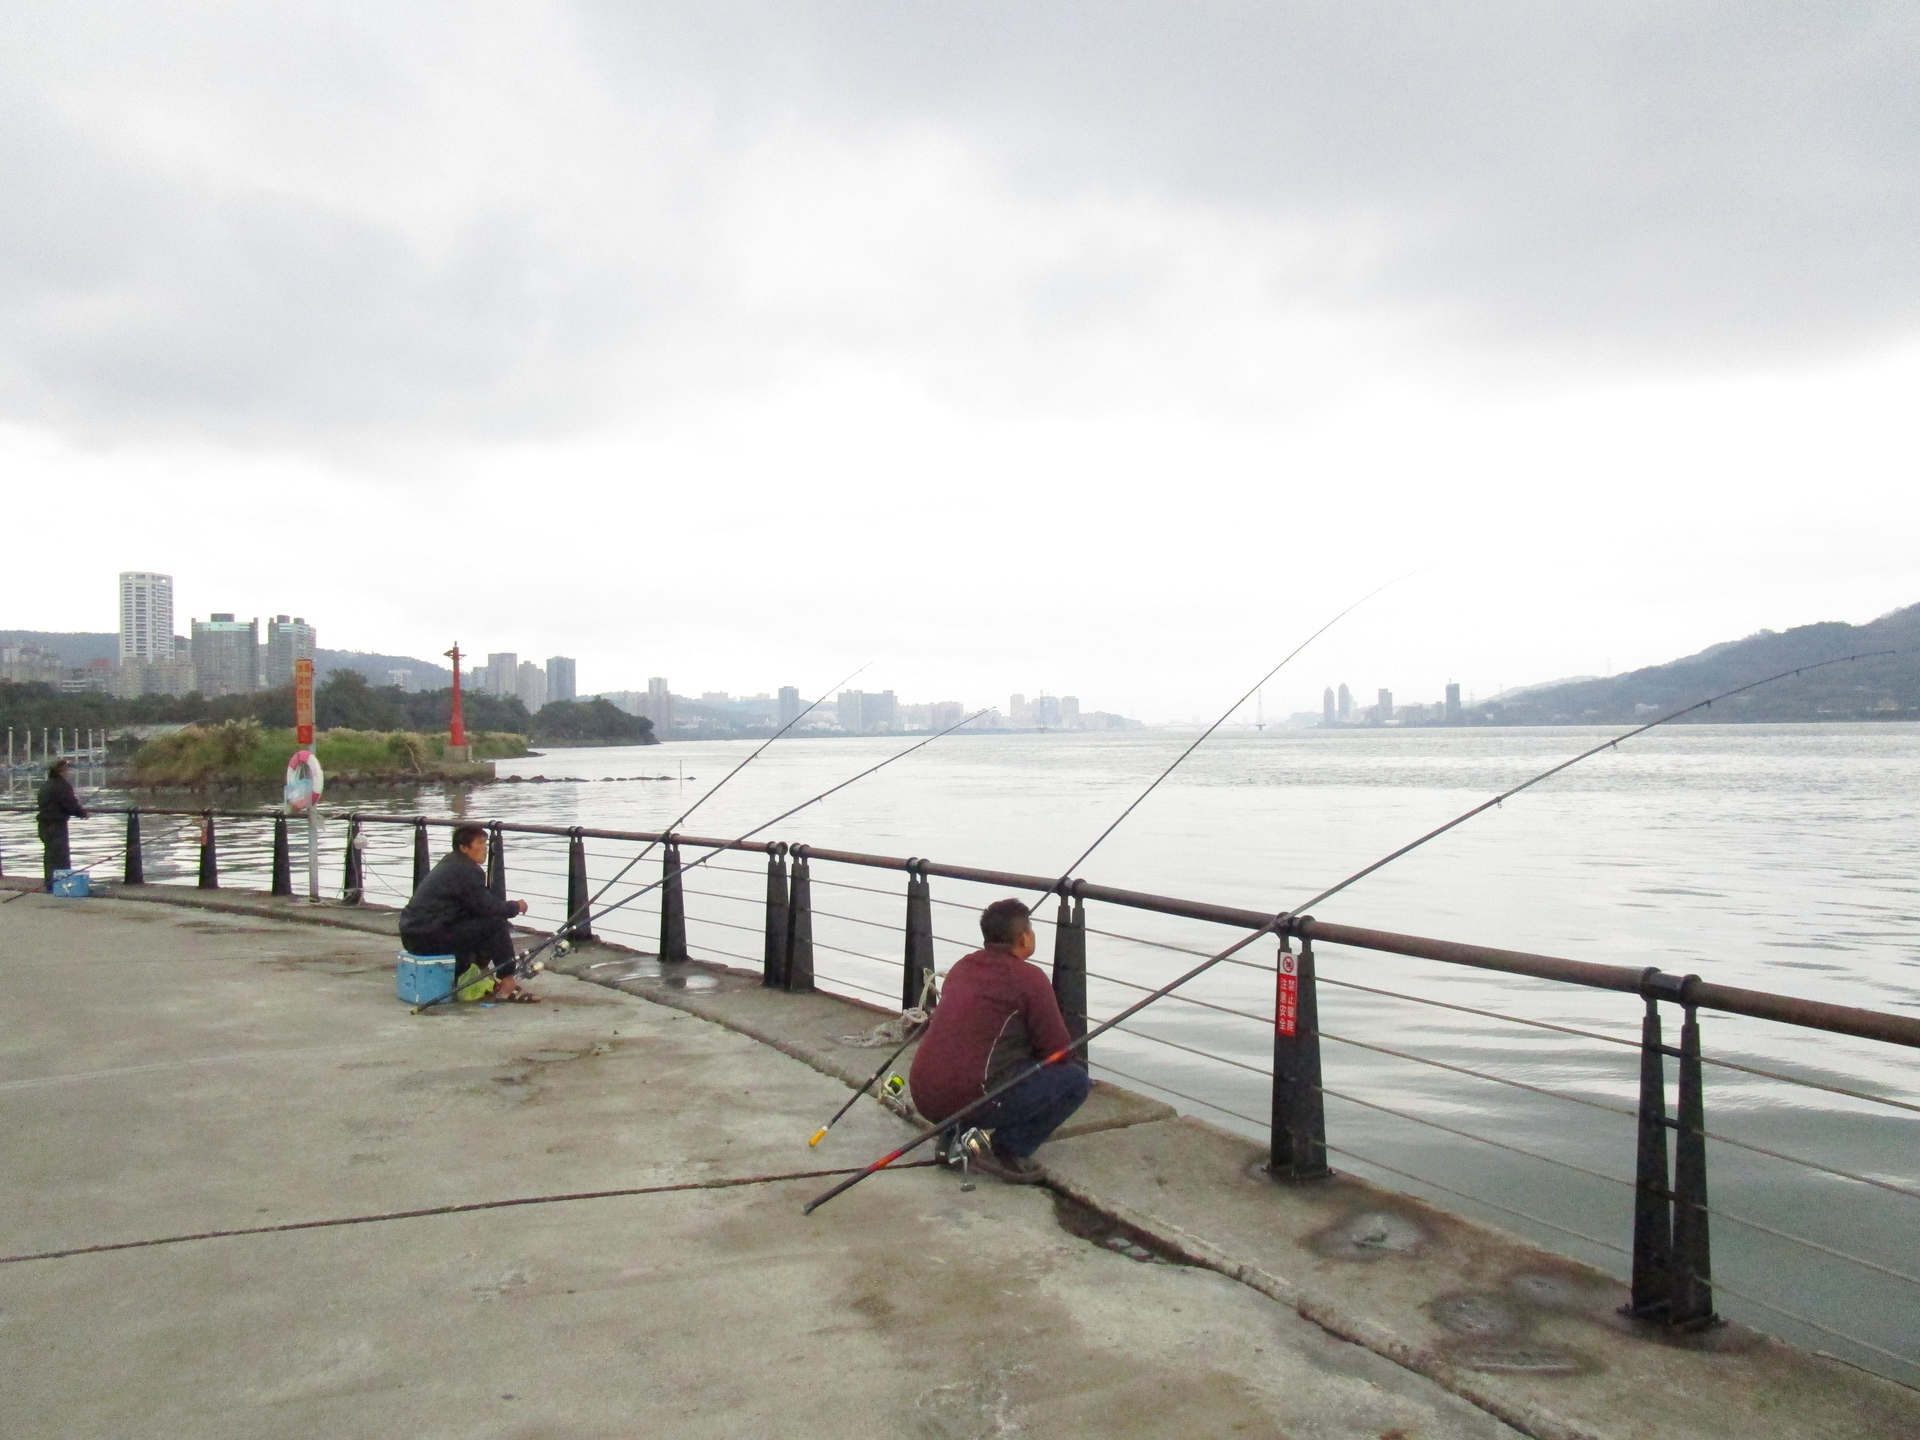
[294,658,315,746]
[1276,951,1299,1037]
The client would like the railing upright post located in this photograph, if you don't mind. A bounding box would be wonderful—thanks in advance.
[1670,999,1717,1327]
[196,812,219,889]
[903,860,935,1010]
[486,822,506,902]
[123,809,144,885]
[784,846,815,992]
[1268,928,1330,1180]
[413,819,432,893]
[659,837,687,963]
[342,815,363,903]
[271,816,292,896]
[762,844,790,987]
[565,829,594,942]
[1627,987,1674,1319]
[1050,884,1088,1066]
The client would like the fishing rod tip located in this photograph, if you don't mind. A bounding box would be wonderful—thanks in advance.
[807,1129,827,1147]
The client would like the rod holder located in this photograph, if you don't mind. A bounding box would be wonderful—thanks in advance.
[565,829,593,942]
[123,810,144,886]
[412,818,432,894]
[784,847,815,993]
[1626,970,1718,1328]
[659,837,688,963]
[762,844,790,988]
[903,860,936,1010]
[271,816,292,897]
[1268,930,1330,1181]
[1050,883,1089,1067]
[196,812,219,890]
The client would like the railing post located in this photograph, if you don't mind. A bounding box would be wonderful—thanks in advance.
[342,815,363,903]
[762,844,790,988]
[486,821,506,902]
[903,860,935,1010]
[271,816,292,896]
[784,846,815,992]
[1625,969,1717,1328]
[412,818,432,894]
[123,809,144,886]
[1670,999,1717,1326]
[563,829,594,941]
[659,837,687,963]
[197,812,219,889]
[1268,927,1330,1180]
[1050,883,1088,1066]
[1628,982,1674,1319]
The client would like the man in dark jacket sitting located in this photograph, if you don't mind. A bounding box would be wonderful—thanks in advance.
[908,898,1090,1184]
[399,823,538,1002]
[36,759,88,891]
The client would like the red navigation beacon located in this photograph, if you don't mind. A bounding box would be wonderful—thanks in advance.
[445,643,468,753]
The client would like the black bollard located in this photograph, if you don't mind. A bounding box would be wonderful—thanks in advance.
[659,839,688,963]
[762,845,790,987]
[412,819,431,893]
[343,816,363,904]
[1268,930,1330,1181]
[271,816,292,896]
[123,810,144,886]
[197,813,219,889]
[784,847,815,993]
[903,861,935,1010]
[565,829,594,942]
[486,822,506,902]
[1049,885,1089,1068]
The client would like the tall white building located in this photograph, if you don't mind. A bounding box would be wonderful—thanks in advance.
[263,615,316,689]
[644,677,674,735]
[516,660,548,712]
[118,572,174,663]
[484,652,517,698]
[546,656,577,702]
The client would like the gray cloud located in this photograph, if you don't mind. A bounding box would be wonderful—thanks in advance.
[1,3,1914,443]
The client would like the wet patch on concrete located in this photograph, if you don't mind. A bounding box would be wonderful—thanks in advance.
[1428,1288,1594,1379]
[1050,1191,1189,1267]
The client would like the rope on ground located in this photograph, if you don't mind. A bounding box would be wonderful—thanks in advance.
[839,971,939,1048]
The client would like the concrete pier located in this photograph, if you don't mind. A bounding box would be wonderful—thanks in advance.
[2,883,1915,1438]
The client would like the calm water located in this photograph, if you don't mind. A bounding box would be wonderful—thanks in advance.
[10,724,1918,1378]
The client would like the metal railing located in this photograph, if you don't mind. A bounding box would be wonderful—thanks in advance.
[3,801,1916,1386]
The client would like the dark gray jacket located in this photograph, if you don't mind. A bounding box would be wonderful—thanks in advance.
[36,775,86,837]
[399,852,515,934]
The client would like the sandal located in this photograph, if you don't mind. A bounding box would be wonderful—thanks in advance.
[496,988,541,1003]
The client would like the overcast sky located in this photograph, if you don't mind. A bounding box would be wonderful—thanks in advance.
[3,3,1915,720]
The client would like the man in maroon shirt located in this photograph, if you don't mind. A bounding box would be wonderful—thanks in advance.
[909,898,1090,1184]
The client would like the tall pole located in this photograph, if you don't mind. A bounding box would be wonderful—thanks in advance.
[444,643,468,760]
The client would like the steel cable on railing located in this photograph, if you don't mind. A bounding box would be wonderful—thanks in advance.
[1694,1272,1920,1378]
[1103,1020,1273,1078]
[1704,1206,1920,1290]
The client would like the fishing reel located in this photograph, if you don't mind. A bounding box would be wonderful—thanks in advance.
[514,937,568,980]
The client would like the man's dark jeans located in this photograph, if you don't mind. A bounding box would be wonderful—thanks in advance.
[971,1063,1091,1159]
[39,822,70,891]
[400,916,515,977]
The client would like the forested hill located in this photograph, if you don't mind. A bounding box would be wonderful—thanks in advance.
[1487,604,1920,725]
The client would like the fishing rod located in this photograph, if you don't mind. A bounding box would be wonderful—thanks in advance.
[411,706,991,1012]
[802,644,1906,1214]
[411,666,865,1010]
[797,577,1414,1147]
[808,972,937,1148]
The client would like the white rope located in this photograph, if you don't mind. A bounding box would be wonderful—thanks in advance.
[839,970,940,1047]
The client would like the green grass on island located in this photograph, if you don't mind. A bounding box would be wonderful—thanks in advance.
[129,719,528,788]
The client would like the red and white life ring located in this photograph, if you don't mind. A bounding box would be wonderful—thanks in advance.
[285,749,325,813]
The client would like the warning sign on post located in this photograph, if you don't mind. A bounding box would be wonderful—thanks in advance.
[1276,952,1299,1037]
[294,657,315,746]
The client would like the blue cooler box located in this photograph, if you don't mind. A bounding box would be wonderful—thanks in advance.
[396,952,455,1004]
[50,870,90,898]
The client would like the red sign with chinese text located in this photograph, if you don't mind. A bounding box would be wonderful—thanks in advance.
[1276,952,1299,1037]
[294,658,315,745]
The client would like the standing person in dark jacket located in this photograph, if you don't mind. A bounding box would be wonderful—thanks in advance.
[36,759,88,891]
[909,898,1090,1184]
[399,823,538,1002]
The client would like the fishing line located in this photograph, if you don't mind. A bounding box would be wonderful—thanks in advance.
[804,644,1910,1215]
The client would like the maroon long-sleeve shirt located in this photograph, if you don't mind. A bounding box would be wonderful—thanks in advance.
[909,945,1073,1123]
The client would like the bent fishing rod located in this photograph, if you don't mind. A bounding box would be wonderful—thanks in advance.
[417,705,996,1011]
[801,644,1904,1214]
[413,666,866,1009]
[803,577,1415,1148]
